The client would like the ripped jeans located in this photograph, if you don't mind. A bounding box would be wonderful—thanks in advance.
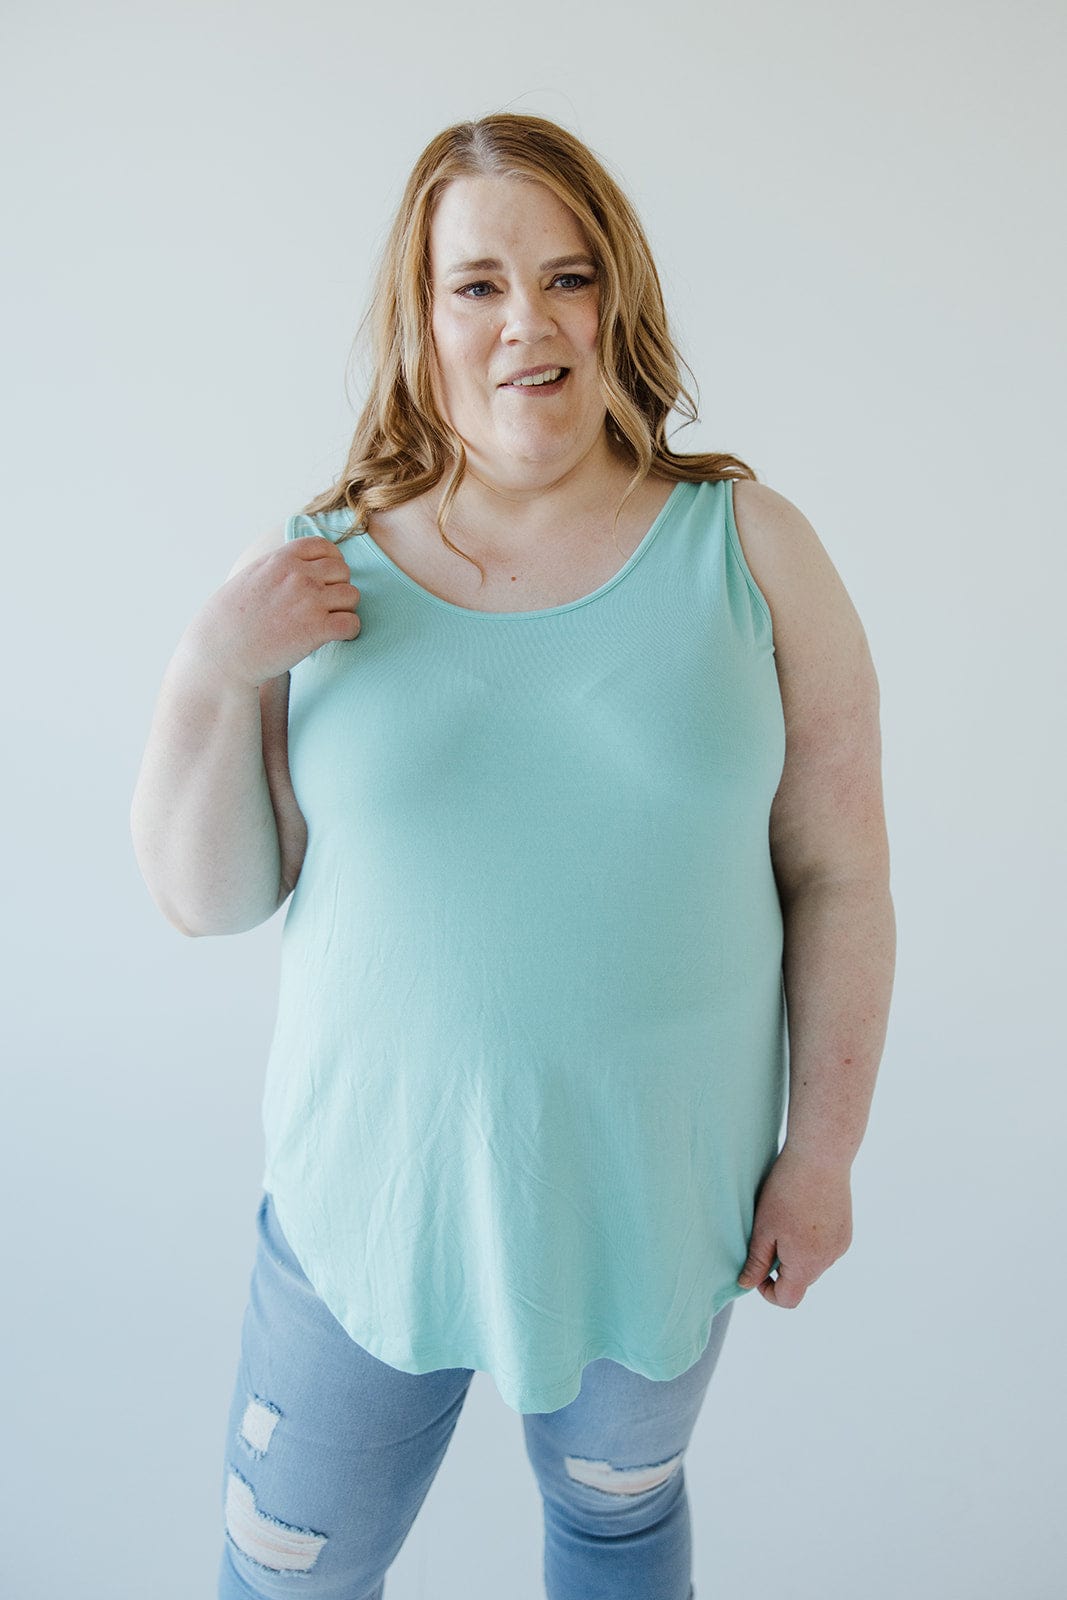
[218,1190,735,1600]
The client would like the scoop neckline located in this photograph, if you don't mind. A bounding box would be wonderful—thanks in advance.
[351,480,691,620]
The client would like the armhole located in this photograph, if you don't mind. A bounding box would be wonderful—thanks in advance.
[723,479,776,642]
[286,509,359,543]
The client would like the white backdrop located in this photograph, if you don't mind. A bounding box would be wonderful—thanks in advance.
[3,2,1063,1596]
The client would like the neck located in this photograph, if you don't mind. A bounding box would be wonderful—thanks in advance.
[435,435,639,555]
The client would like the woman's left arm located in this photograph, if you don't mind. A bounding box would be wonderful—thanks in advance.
[730,480,897,1308]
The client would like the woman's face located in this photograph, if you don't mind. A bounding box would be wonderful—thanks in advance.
[427,174,607,486]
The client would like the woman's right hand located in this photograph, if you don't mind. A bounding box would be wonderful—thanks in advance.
[184,535,362,688]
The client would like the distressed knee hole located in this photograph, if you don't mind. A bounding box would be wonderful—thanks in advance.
[563,1450,685,1496]
[239,1395,282,1456]
[225,1468,327,1574]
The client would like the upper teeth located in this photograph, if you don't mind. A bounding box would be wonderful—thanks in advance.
[510,368,564,387]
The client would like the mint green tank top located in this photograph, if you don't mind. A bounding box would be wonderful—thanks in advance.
[260,477,787,1414]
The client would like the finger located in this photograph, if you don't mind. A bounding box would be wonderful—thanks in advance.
[320,560,360,593]
[292,535,348,560]
[761,1259,806,1309]
[323,582,360,609]
[738,1242,778,1287]
[762,1285,806,1306]
[292,539,358,578]
[316,559,358,586]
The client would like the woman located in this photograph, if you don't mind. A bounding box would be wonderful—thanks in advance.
[131,113,895,1600]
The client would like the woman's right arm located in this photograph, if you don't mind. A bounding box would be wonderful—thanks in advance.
[129,525,361,937]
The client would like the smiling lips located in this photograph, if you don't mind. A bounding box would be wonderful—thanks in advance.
[501,366,569,390]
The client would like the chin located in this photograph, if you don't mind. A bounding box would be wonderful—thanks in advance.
[501,436,581,462]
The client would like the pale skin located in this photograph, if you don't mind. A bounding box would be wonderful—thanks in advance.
[131,173,895,1311]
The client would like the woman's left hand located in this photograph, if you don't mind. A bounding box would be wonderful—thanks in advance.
[736,1145,854,1308]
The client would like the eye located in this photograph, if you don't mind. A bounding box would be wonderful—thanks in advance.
[455,273,595,300]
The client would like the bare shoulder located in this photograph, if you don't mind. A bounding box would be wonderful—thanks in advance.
[729,479,875,686]
[225,521,289,582]
[730,480,854,633]
[730,478,888,891]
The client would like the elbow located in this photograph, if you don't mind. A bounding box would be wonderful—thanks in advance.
[148,892,208,938]
[777,867,893,909]
[168,888,290,938]
[131,845,205,938]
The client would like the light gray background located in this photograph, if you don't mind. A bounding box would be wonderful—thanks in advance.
[3,2,1063,1596]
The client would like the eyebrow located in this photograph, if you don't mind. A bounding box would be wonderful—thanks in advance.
[443,253,598,277]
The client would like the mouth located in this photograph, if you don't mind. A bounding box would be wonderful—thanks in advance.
[500,366,570,393]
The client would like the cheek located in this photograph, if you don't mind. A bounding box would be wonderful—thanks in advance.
[430,307,461,368]
[433,321,482,392]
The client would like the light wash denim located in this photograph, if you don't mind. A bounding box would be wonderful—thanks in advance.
[218,1190,735,1600]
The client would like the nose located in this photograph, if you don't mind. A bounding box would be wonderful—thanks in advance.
[500,285,558,344]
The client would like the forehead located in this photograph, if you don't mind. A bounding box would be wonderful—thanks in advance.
[429,175,589,270]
